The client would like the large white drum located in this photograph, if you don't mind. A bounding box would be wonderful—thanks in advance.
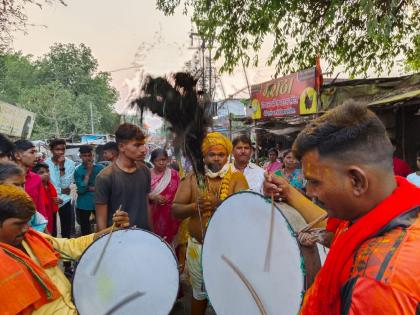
[202,191,322,315]
[72,229,179,315]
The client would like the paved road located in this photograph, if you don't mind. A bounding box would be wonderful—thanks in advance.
[170,273,216,315]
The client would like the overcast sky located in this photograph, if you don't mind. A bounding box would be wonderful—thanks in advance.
[12,0,405,117]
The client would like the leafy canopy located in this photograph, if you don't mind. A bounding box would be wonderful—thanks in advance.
[157,0,420,77]
[0,43,119,139]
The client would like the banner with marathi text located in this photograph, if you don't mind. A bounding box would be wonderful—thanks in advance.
[249,67,318,119]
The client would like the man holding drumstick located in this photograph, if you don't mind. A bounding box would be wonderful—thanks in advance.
[0,184,130,315]
[95,123,152,231]
[172,132,249,315]
[264,101,420,314]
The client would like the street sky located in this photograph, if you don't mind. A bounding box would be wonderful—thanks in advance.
[12,0,404,117]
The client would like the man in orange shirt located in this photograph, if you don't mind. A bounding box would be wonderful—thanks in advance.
[0,184,129,314]
[265,101,420,314]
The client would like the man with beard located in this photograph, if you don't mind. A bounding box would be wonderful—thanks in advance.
[265,101,420,314]
[172,132,249,315]
[231,134,264,192]
[0,184,129,314]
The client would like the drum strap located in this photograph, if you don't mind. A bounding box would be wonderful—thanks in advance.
[53,247,78,264]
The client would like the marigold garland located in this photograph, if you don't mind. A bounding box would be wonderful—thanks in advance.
[219,166,233,201]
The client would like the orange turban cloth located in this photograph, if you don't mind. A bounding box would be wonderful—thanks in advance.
[201,132,233,156]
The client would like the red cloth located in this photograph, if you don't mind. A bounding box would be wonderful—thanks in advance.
[0,229,61,314]
[393,156,412,177]
[25,171,46,218]
[300,177,420,315]
[315,55,323,91]
[150,169,180,243]
[41,182,59,233]
[325,217,342,233]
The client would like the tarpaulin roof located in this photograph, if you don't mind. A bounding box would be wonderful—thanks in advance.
[321,73,420,111]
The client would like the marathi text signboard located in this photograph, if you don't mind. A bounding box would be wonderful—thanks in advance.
[0,101,36,139]
[249,67,318,119]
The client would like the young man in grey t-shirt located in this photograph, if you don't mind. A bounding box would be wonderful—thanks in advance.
[95,123,152,231]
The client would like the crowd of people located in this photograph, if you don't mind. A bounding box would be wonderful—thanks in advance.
[0,100,419,314]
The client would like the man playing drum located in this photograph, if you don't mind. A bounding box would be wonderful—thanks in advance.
[0,184,130,315]
[264,101,420,314]
[172,132,249,315]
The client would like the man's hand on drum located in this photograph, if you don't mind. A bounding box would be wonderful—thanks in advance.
[298,229,332,247]
[263,172,291,201]
[112,210,130,229]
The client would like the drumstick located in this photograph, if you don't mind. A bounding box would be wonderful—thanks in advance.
[263,193,275,272]
[91,205,122,276]
[104,291,145,315]
[222,255,268,315]
[299,213,328,234]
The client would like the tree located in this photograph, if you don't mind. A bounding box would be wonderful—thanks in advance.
[0,0,66,52]
[18,82,77,138]
[405,34,420,72]
[35,43,121,136]
[0,52,37,102]
[157,0,420,77]
[0,43,120,139]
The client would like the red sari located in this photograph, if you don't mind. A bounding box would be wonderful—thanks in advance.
[150,168,180,244]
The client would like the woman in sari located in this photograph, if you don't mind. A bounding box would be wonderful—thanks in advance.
[149,148,180,244]
[263,147,282,173]
[274,150,306,190]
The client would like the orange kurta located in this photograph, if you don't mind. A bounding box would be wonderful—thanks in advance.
[300,177,420,315]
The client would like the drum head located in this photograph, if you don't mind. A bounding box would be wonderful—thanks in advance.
[202,191,305,315]
[72,229,179,315]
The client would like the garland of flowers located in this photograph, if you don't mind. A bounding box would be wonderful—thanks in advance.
[219,166,233,201]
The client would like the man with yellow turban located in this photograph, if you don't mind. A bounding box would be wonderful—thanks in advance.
[172,132,249,315]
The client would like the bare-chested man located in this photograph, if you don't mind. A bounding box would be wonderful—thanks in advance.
[172,132,249,315]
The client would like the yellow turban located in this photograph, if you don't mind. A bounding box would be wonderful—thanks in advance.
[201,132,233,156]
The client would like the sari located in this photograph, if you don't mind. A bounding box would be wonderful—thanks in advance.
[263,160,282,173]
[275,168,306,190]
[150,168,180,244]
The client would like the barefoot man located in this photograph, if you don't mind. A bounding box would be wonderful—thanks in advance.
[172,132,249,315]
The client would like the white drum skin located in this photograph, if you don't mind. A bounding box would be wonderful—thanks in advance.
[72,229,179,315]
[202,191,321,315]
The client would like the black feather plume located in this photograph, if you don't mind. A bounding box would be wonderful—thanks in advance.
[131,72,211,182]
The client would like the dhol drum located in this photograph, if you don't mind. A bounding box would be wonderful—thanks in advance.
[202,191,323,315]
[72,228,179,315]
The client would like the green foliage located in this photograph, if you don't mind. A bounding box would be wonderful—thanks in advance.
[405,34,420,72]
[0,43,119,139]
[157,0,420,77]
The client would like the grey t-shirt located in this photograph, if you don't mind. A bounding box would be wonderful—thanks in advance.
[95,163,151,230]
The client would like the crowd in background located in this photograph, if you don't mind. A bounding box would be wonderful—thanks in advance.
[0,125,419,277]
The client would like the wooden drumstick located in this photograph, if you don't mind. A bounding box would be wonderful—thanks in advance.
[104,291,145,315]
[91,205,122,276]
[299,213,328,234]
[222,254,268,315]
[263,193,275,272]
